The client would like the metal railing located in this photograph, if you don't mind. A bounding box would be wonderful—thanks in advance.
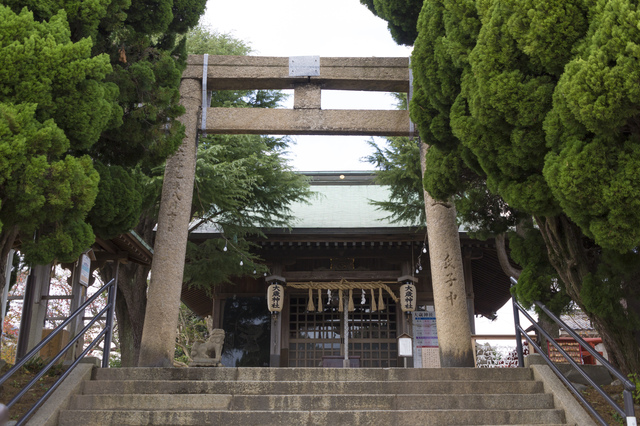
[0,278,117,425]
[511,277,637,426]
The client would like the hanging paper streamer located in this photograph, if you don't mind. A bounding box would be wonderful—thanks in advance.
[285,280,399,313]
[307,288,315,312]
[361,289,366,305]
[371,289,377,312]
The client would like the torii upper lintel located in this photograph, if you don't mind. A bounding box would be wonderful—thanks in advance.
[187,55,413,137]
[183,55,410,92]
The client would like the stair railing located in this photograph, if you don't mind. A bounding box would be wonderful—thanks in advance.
[511,277,636,426]
[0,278,117,426]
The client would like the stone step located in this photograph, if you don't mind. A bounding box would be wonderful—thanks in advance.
[57,408,566,426]
[92,366,534,382]
[81,379,544,396]
[69,392,555,411]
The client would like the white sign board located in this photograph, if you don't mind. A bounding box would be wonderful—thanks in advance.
[398,334,413,357]
[79,254,91,286]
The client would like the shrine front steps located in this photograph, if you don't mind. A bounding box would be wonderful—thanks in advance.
[57,367,571,426]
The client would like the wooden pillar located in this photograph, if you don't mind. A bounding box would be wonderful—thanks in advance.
[342,295,350,368]
[270,313,282,367]
[210,297,223,329]
[266,274,285,367]
[399,262,413,337]
[280,292,290,367]
[138,76,202,367]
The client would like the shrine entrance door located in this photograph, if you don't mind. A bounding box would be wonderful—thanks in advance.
[287,291,399,367]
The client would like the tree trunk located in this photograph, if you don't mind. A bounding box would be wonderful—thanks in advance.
[495,233,521,279]
[537,313,560,354]
[98,210,157,367]
[138,77,201,367]
[420,141,474,367]
[101,261,149,367]
[535,214,640,374]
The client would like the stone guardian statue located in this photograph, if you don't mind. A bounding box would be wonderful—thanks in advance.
[189,316,225,367]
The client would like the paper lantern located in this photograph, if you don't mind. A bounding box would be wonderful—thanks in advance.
[399,282,416,312]
[267,282,284,313]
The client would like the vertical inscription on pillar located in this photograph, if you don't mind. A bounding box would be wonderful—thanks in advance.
[443,253,458,304]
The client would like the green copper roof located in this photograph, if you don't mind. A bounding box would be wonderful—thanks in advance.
[192,171,467,232]
[290,182,416,228]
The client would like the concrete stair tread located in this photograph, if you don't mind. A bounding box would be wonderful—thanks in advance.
[77,380,543,395]
[93,367,535,382]
[57,408,567,425]
[70,392,555,411]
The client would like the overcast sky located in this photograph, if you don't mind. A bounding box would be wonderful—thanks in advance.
[200,0,412,171]
[199,0,530,337]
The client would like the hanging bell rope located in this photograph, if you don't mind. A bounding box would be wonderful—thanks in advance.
[338,289,344,312]
[378,288,385,310]
[371,289,377,312]
[317,288,322,310]
[307,288,315,312]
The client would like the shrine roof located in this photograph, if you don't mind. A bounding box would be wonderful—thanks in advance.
[191,171,467,232]
[292,172,415,228]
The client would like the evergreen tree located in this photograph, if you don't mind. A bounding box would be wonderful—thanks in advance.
[1,0,206,357]
[359,0,423,45]
[0,5,119,283]
[363,0,640,373]
[406,0,640,373]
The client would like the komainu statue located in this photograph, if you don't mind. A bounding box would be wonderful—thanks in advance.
[189,316,225,367]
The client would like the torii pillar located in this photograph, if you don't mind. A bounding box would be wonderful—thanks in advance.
[419,141,475,367]
[138,77,201,367]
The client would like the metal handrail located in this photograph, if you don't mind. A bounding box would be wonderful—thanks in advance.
[0,278,117,425]
[511,277,637,426]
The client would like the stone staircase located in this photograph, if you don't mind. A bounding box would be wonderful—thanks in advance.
[57,367,570,425]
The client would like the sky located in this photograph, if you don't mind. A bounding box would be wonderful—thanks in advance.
[199,0,533,339]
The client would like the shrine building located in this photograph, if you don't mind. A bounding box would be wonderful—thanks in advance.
[183,171,511,368]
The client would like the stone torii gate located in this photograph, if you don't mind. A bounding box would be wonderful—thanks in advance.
[137,55,474,367]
